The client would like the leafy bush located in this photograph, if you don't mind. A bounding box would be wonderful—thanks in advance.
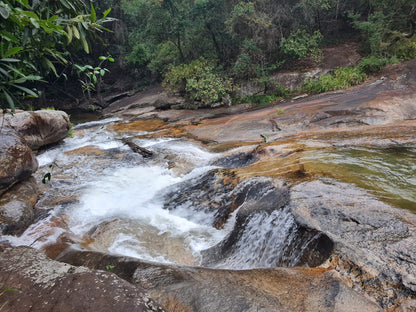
[358,56,389,75]
[303,66,367,94]
[163,59,233,107]
[233,94,279,106]
[281,29,323,61]
[125,43,150,67]
[148,41,179,75]
[387,36,416,60]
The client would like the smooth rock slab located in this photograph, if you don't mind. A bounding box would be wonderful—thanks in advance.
[58,249,382,312]
[290,179,416,309]
[0,246,166,312]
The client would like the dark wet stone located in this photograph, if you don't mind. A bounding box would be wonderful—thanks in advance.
[211,151,258,168]
[0,177,38,235]
[201,178,333,268]
[0,128,38,194]
[161,169,237,228]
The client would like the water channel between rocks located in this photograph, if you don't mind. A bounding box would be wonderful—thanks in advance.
[2,118,416,270]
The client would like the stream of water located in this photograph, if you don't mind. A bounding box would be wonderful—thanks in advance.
[4,118,233,265]
[2,117,415,268]
[303,147,416,211]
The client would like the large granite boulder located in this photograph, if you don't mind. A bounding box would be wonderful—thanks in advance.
[0,246,166,312]
[0,128,38,194]
[3,110,71,150]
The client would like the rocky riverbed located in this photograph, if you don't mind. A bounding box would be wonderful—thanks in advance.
[1,60,416,311]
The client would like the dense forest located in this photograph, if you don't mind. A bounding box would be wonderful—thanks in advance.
[1,0,416,111]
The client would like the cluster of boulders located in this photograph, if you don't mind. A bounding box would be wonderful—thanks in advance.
[0,110,71,234]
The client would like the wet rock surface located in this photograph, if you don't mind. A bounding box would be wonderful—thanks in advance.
[58,248,382,312]
[0,128,38,194]
[161,169,238,229]
[3,110,71,150]
[0,177,38,235]
[0,245,166,312]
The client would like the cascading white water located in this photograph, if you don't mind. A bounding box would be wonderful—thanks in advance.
[212,208,297,269]
[2,118,230,265]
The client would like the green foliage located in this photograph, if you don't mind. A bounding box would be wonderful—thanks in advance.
[281,29,323,60]
[125,43,150,67]
[163,59,233,107]
[303,66,367,94]
[358,56,389,75]
[74,56,114,101]
[350,11,386,56]
[387,35,416,60]
[148,41,180,75]
[0,0,114,112]
[42,164,54,184]
[233,94,280,106]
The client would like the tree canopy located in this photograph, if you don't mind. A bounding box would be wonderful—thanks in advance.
[0,0,114,112]
[3,0,416,110]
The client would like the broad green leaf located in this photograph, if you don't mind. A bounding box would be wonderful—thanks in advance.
[13,85,39,97]
[100,69,105,76]
[0,288,20,293]
[4,47,23,58]
[3,64,24,76]
[30,17,40,29]
[103,8,111,18]
[98,56,106,60]
[0,58,21,63]
[80,36,89,53]
[23,10,39,20]
[59,0,71,10]
[108,57,114,62]
[0,67,11,78]
[92,75,97,83]
[66,25,73,43]
[44,58,58,76]
[16,74,42,81]
[72,25,80,39]
[48,15,58,23]
[3,90,15,112]
[90,3,96,22]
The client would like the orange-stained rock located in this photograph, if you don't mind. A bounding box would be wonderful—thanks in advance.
[108,119,166,132]
[65,145,106,156]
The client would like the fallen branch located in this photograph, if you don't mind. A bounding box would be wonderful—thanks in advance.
[122,138,153,158]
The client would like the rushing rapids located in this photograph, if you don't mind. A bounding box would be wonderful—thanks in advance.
[1,116,415,274]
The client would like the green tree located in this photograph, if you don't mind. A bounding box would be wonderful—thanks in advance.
[0,0,114,112]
